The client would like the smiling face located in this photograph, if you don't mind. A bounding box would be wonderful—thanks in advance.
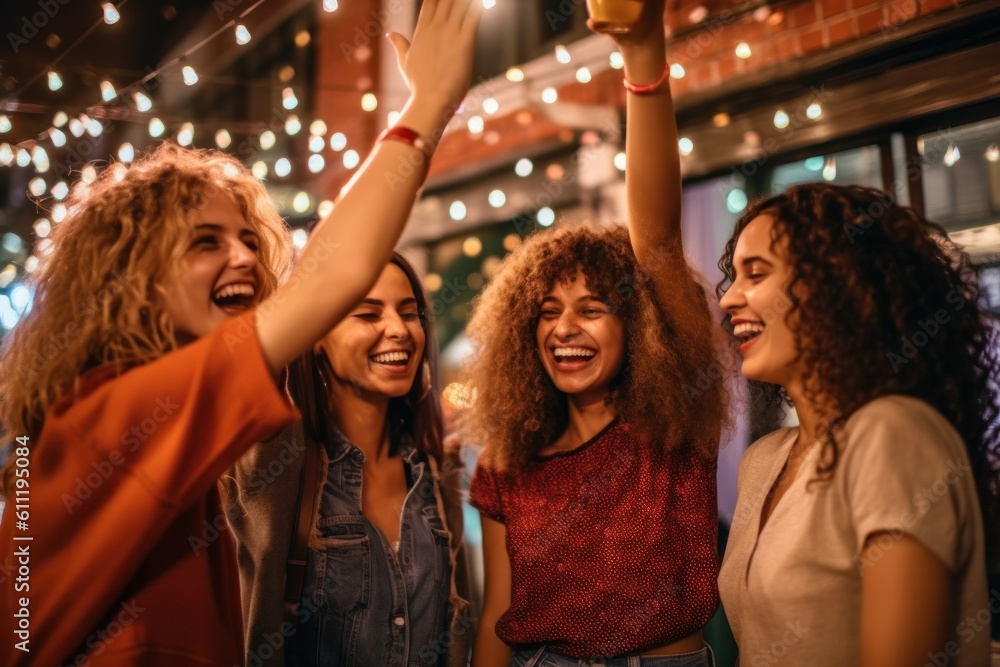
[535,270,625,404]
[319,262,426,400]
[164,190,262,343]
[719,214,802,387]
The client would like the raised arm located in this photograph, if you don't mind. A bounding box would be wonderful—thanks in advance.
[257,0,482,373]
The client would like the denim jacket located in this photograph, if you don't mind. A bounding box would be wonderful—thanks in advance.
[285,429,454,666]
[224,420,472,667]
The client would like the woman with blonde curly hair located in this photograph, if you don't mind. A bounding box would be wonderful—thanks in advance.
[717,183,1000,666]
[468,3,728,665]
[0,2,481,664]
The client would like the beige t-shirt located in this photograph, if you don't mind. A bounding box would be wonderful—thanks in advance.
[718,395,990,667]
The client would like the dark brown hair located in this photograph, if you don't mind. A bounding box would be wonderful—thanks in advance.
[463,223,727,470]
[718,183,1000,559]
[290,252,443,461]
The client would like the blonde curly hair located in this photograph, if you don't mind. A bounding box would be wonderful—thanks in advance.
[461,223,728,470]
[0,142,292,494]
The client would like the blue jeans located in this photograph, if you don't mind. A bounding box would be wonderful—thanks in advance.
[511,644,715,667]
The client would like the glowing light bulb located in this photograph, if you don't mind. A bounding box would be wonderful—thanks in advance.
[52,181,68,200]
[292,229,308,249]
[111,163,127,182]
[32,146,50,172]
[274,158,291,177]
[309,120,327,136]
[177,122,194,146]
[735,42,752,59]
[468,116,484,135]
[323,0,338,11]
[943,144,960,167]
[285,115,301,135]
[235,24,251,45]
[81,164,98,183]
[679,137,694,156]
[387,111,401,127]
[506,67,524,82]
[555,45,571,64]
[86,118,103,137]
[282,87,298,110]
[610,52,624,69]
[215,129,231,149]
[986,144,1000,163]
[488,190,506,208]
[148,117,165,137]
[49,128,66,147]
[251,161,267,179]
[0,144,12,166]
[537,207,555,227]
[51,203,66,223]
[614,152,626,171]
[822,157,837,181]
[318,200,334,218]
[361,93,378,112]
[343,150,360,169]
[309,135,324,152]
[330,133,347,151]
[102,3,120,24]
[182,66,199,86]
[449,201,467,221]
[133,91,152,112]
[0,115,9,133]
[773,109,789,129]
[69,118,84,137]
[100,80,116,102]
[34,218,51,238]
[576,67,592,83]
[515,158,533,177]
[29,177,47,197]
[52,112,68,127]
[670,63,685,79]
[806,102,822,119]
[541,87,558,104]
[293,191,311,213]
[48,71,63,91]
[260,131,276,150]
[483,98,499,115]
[308,154,325,173]
[16,149,31,167]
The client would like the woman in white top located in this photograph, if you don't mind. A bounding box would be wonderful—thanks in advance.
[716,182,998,667]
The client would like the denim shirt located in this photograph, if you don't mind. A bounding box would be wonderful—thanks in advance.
[286,429,452,667]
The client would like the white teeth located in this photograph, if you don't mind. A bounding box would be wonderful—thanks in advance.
[372,351,409,363]
[213,283,255,300]
[733,322,764,338]
[553,347,596,358]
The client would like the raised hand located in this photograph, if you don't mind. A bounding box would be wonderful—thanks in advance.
[387,0,483,118]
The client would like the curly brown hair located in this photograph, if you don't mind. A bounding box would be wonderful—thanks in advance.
[462,223,728,470]
[717,182,1000,559]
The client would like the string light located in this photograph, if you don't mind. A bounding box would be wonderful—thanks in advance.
[49,128,67,147]
[308,135,325,152]
[133,91,152,112]
[488,190,506,208]
[773,109,789,129]
[0,144,12,166]
[274,157,291,177]
[51,204,67,223]
[537,207,555,227]
[32,146,50,172]
[679,137,694,156]
[86,117,104,137]
[182,66,199,86]
[361,93,378,112]
[576,67,592,83]
[318,200,334,218]
[235,25,251,45]
[102,3,120,24]
[308,154,325,173]
[309,120,327,136]
[387,111,401,127]
[323,0,338,11]
[614,152,626,171]
[282,88,298,110]
[260,130,276,149]
[609,52,624,69]
[943,144,960,167]
[16,149,31,167]
[468,116,484,135]
[34,218,51,239]
[51,181,69,200]
[343,150,360,169]
[100,80,117,102]
[292,191,311,213]
[53,111,68,127]
[251,161,267,179]
[285,115,301,135]
[506,67,525,82]
[449,201,467,221]
[0,116,9,133]
[554,45,571,64]
[177,122,194,146]
[81,164,98,183]
[670,63,686,79]
[483,98,499,115]
[330,132,347,151]
[111,163,127,182]
[515,158,533,177]
[541,87,558,104]
[806,102,822,119]
[48,71,63,91]
[68,118,84,137]
[735,42,752,59]
[822,157,837,180]
[463,237,483,256]
[215,129,232,149]
[29,177,47,197]
[148,117,165,137]
[292,228,308,249]
[986,144,1000,163]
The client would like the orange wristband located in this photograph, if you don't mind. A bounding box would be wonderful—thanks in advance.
[623,62,670,95]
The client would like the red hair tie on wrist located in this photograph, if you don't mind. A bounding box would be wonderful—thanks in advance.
[623,62,671,95]
[379,126,434,158]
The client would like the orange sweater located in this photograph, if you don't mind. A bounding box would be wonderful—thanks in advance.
[0,312,298,666]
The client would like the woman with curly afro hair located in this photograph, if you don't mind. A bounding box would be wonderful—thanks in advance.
[467,3,730,666]
[717,182,1000,666]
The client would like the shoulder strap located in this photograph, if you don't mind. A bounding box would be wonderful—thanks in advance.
[284,428,322,616]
